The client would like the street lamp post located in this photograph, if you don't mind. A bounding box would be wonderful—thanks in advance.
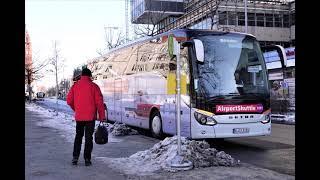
[168,35,193,171]
[245,0,248,33]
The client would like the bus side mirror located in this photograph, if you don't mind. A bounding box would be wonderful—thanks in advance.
[193,39,204,63]
[181,39,204,63]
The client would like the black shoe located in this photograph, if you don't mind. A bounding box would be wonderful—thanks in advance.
[72,157,78,165]
[85,159,92,166]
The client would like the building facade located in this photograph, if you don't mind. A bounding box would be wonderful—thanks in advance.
[131,0,295,48]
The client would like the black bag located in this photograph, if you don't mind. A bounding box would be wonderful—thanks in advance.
[94,122,108,144]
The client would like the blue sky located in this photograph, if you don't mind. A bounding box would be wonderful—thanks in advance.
[26,0,128,88]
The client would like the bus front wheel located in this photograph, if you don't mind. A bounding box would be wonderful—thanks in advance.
[150,111,163,139]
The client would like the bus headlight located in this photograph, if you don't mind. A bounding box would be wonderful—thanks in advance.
[200,117,207,124]
[261,114,271,124]
[206,117,217,125]
[194,111,217,126]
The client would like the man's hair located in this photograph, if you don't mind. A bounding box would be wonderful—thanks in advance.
[81,68,92,77]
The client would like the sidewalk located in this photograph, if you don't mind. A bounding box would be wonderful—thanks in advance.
[25,108,128,180]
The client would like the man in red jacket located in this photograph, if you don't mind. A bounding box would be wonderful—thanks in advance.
[67,68,106,166]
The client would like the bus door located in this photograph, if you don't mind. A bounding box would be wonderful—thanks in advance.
[114,78,122,123]
[134,76,149,128]
[161,94,176,135]
[102,79,116,122]
[121,76,136,126]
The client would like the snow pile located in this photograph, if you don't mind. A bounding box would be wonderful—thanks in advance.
[184,140,240,168]
[98,136,240,175]
[108,122,139,136]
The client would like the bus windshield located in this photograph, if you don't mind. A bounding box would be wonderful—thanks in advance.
[193,34,269,98]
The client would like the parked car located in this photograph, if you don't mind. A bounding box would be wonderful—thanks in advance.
[36,92,45,98]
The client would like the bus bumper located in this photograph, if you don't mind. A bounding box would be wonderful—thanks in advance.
[191,121,271,139]
[214,121,271,138]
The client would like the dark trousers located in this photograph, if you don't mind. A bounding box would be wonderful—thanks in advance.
[73,120,95,160]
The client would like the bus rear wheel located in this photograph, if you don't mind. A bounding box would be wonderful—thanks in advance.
[150,111,163,139]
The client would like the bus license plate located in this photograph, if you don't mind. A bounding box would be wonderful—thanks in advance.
[233,128,249,134]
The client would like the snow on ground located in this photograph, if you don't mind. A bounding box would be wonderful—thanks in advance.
[35,98,74,115]
[26,103,75,143]
[96,136,240,176]
[36,98,139,136]
[44,97,68,105]
[25,103,122,143]
[108,122,139,136]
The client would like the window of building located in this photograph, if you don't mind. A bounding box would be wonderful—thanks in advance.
[283,14,289,27]
[265,41,273,46]
[159,22,165,29]
[161,1,170,11]
[169,17,177,23]
[150,1,161,11]
[283,42,290,48]
[284,70,294,79]
[274,14,281,27]
[132,0,145,20]
[265,14,273,27]
[219,11,227,25]
[248,13,255,26]
[256,13,265,27]
[227,12,236,25]
[291,12,295,26]
[237,12,245,26]
[259,41,267,47]
[203,18,212,29]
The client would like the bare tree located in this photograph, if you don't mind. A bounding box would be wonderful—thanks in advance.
[25,53,50,102]
[86,60,102,80]
[96,27,126,56]
[208,0,225,30]
[94,28,126,78]
[46,86,57,97]
[58,78,71,99]
[48,41,65,100]
[134,23,159,37]
[106,31,126,50]
[134,2,168,37]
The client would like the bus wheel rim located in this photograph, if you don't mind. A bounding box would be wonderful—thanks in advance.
[152,116,161,135]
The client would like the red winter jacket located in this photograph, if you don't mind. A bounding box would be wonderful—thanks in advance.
[67,76,106,121]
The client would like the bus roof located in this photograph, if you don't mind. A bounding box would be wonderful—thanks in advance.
[92,29,256,62]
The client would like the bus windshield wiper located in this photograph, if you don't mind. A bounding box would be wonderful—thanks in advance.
[206,94,239,101]
[227,93,240,96]
[242,93,264,98]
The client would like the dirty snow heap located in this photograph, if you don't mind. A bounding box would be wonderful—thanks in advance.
[108,122,139,136]
[100,136,240,175]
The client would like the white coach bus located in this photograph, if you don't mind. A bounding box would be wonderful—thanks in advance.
[87,29,285,139]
